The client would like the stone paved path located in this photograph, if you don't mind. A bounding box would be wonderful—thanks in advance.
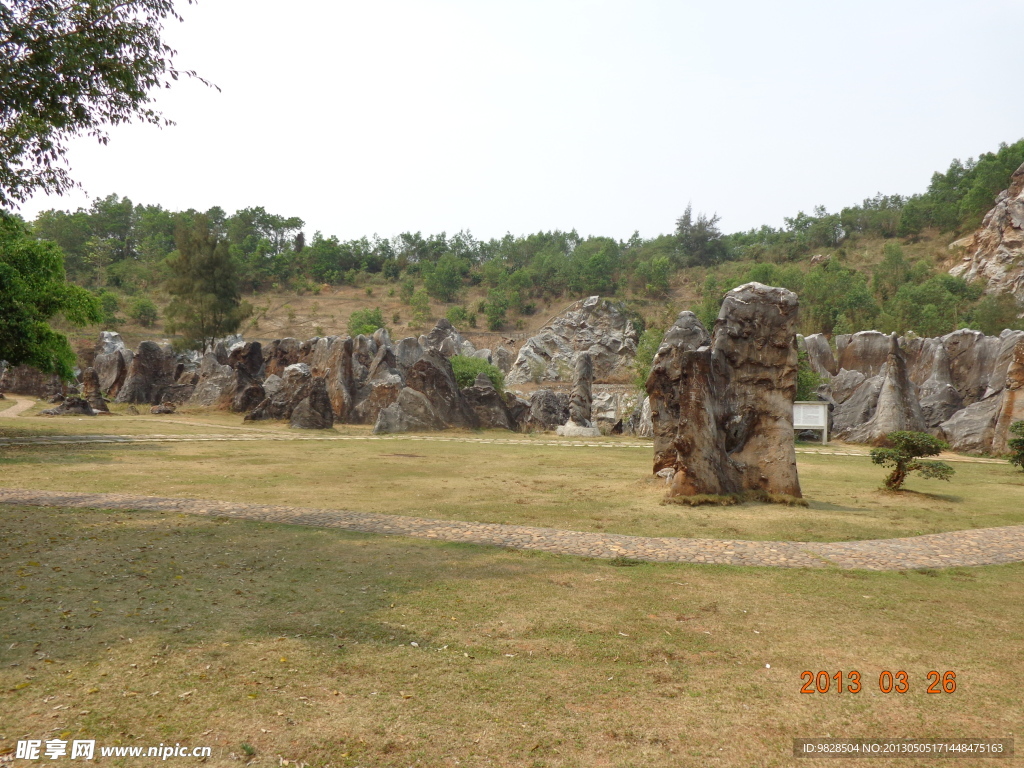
[2,488,1022,571]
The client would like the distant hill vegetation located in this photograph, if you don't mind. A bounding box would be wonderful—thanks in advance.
[30,139,1024,342]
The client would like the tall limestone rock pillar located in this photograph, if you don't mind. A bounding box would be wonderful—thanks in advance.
[568,352,594,427]
[647,283,802,499]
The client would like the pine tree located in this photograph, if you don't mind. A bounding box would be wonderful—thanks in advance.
[164,216,250,352]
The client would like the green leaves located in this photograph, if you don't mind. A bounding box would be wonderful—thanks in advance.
[0,0,211,207]
[870,431,954,491]
[0,214,101,379]
[347,307,387,338]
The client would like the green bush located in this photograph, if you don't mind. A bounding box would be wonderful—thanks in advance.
[446,305,470,327]
[128,297,159,327]
[94,290,121,325]
[347,307,387,337]
[409,289,432,329]
[632,327,664,393]
[450,355,504,392]
[1008,421,1024,471]
[795,350,823,401]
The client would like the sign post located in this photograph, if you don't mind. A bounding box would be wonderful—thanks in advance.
[793,401,829,444]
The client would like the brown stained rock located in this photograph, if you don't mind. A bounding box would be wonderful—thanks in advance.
[713,283,802,497]
[845,334,927,444]
[93,332,132,397]
[647,311,711,473]
[309,336,355,421]
[245,363,314,422]
[462,372,517,430]
[230,366,266,413]
[991,337,1024,454]
[80,368,108,412]
[263,338,302,378]
[115,341,177,405]
[568,352,594,427]
[649,285,802,499]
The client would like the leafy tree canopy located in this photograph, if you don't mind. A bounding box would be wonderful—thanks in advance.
[0,214,100,378]
[0,0,212,207]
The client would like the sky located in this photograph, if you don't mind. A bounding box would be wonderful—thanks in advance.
[14,0,1024,242]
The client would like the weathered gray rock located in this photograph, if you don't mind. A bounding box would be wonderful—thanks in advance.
[567,352,594,428]
[230,366,265,413]
[803,333,837,378]
[942,329,1002,405]
[418,319,465,358]
[831,375,883,437]
[245,363,314,422]
[404,350,477,429]
[262,374,283,399]
[845,335,927,443]
[523,389,570,431]
[115,341,177,404]
[836,331,892,378]
[949,160,1024,306]
[289,377,334,429]
[394,337,425,371]
[623,396,653,438]
[506,296,639,385]
[493,346,515,373]
[939,396,1001,453]
[647,285,802,498]
[828,369,868,404]
[188,354,235,407]
[373,388,446,434]
[41,397,95,416]
[462,372,517,430]
[917,344,963,428]
[151,402,176,415]
[227,341,264,378]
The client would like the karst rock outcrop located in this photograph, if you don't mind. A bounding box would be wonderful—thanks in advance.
[647,284,802,498]
[506,296,639,385]
[949,160,1024,306]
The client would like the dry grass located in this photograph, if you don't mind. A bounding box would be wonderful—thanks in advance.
[2,410,1023,542]
[0,504,1019,767]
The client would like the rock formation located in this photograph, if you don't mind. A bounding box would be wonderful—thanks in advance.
[372,351,478,434]
[647,285,802,498]
[506,296,639,385]
[115,341,177,405]
[93,332,132,396]
[949,160,1024,306]
[289,377,334,429]
[41,397,95,416]
[0,365,66,398]
[80,367,108,412]
[556,352,600,436]
[844,334,927,443]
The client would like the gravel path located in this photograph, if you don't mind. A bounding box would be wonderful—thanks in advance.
[2,487,1022,571]
[0,396,37,418]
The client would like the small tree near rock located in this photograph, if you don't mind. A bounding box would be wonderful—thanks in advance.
[1008,421,1024,471]
[870,431,954,491]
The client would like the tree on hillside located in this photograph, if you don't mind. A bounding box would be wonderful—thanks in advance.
[164,216,250,353]
[675,204,728,267]
[0,214,100,379]
[0,0,212,207]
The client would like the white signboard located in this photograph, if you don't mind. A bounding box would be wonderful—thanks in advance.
[793,401,829,443]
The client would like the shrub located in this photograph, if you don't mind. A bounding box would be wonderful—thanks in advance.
[1008,421,1024,471]
[870,431,954,491]
[450,355,504,392]
[409,289,432,329]
[795,350,823,401]
[631,327,664,393]
[347,307,387,337]
[128,297,158,327]
[446,305,470,327]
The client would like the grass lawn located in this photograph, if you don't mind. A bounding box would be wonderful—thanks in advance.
[1,504,1020,768]
[2,410,1023,542]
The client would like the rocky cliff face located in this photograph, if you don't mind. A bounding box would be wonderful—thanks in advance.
[949,160,1024,306]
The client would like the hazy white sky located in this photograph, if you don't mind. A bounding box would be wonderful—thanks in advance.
[15,0,1024,242]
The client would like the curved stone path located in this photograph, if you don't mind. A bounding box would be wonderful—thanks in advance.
[0,396,37,418]
[1,487,1022,571]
